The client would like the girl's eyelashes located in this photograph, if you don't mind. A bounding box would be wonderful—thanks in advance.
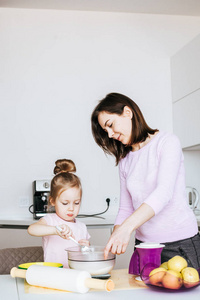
[61,201,80,206]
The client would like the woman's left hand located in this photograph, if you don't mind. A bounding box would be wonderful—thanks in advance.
[104,224,132,259]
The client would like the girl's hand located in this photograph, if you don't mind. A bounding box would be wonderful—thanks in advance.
[104,223,132,259]
[78,239,90,247]
[56,224,75,240]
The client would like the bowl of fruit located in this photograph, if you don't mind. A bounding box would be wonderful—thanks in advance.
[141,255,200,290]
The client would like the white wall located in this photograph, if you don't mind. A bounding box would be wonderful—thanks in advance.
[1,8,200,218]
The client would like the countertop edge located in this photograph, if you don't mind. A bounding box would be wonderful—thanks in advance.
[0,214,116,227]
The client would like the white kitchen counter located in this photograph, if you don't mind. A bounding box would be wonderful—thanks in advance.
[0,214,116,228]
[0,213,199,228]
[1,274,200,300]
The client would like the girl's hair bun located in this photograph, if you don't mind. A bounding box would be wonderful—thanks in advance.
[54,159,76,175]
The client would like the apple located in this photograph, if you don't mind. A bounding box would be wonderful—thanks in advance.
[149,267,166,287]
[168,256,187,272]
[162,270,183,289]
[160,262,168,269]
[181,267,200,288]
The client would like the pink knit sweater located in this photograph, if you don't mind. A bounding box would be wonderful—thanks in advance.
[114,131,198,243]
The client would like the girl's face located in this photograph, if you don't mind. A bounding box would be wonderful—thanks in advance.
[51,187,81,222]
[98,106,133,145]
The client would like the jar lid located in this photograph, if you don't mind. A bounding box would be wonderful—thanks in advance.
[135,242,165,249]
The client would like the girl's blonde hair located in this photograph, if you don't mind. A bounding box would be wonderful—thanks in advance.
[49,159,82,205]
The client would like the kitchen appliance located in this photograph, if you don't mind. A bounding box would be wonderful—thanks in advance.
[33,180,51,219]
[67,246,116,276]
[11,265,114,293]
[186,186,199,211]
[129,243,165,277]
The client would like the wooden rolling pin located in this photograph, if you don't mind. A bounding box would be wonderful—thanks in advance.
[11,265,114,294]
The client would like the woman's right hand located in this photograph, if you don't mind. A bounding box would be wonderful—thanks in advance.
[104,224,132,259]
[104,203,155,259]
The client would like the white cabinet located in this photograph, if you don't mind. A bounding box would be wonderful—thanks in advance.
[0,228,42,248]
[173,90,200,149]
[171,34,200,149]
[171,34,200,103]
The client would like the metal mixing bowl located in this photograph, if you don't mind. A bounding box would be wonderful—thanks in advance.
[66,246,115,275]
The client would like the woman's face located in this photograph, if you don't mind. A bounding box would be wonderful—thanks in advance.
[98,106,133,145]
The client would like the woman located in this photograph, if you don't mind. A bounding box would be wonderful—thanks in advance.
[91,92,200,269]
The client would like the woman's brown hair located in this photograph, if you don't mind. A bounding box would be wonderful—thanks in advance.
[49,159,82,205]
[91,93,158,165]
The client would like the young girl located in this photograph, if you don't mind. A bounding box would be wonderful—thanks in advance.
[28,159,90,268]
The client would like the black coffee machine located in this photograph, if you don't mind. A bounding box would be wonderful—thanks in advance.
[33,180,51,219]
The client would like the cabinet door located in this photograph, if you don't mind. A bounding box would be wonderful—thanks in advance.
[171,34,200,102]
[173,90,200,149]
[0,229,42,249]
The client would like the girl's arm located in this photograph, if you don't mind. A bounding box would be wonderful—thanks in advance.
[28,218,57,237]
[28,219,74,239]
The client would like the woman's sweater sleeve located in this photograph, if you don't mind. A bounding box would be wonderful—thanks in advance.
[144,134,183,214]
[114,163,134,225]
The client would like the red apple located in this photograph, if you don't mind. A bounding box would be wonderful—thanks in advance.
[149,267,166,287]
[162,270,183,289]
